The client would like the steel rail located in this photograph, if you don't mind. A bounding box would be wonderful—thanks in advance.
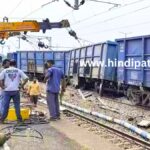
[63,107,150,150]
[102,95,150,110]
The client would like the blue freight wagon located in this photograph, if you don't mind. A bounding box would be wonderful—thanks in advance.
[7,34,150,107]
[7,50,70,80]
[116,35,150,106]
[7,52,17,62]
[68,41,118,95]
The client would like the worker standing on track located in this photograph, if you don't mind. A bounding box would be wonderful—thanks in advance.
[0,60,28,123]
[28,78,41,107]
[0,59,10,116]
[44,60,66,121]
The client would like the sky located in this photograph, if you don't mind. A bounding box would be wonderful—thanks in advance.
[0,0,150,55]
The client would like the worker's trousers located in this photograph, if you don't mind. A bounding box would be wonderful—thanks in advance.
[46,92,60,119]
[1,91,22,121]
[0,90,4,115]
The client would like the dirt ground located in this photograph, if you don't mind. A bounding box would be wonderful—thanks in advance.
[0,84,124,150]
[0,123,86,150]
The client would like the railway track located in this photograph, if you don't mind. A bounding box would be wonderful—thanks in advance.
[64,85,150,111]
[102,94,150,111]
[38,97,150,150]
[62,105,150,150]
[81,88,150,110]
[39,83,150,111]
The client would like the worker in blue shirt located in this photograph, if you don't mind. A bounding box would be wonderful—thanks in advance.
[44,60,66,121]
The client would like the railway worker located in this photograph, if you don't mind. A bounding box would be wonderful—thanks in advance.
[44,60,66,121]
[0,60,28,123]
[0,59,10,116]
[28,78,41,107]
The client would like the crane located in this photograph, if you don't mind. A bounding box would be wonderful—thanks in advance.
[0,17,70,41]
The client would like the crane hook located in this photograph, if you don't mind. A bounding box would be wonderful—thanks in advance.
[0,40,5,45]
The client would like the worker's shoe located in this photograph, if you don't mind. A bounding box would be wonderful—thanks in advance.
[56,116,61,120]
[49,118,57,121]
[48,117,59,121]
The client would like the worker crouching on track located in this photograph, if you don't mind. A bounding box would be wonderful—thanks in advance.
[44,60,66,121]
[0,60,28,123]
[28,78,41,107]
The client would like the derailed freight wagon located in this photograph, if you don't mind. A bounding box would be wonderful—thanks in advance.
[68,41,118,96]
[7,52,17,62]
[7,50,70,80]
[116,35,150,106]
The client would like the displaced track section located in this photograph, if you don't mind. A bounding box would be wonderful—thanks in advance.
[63,105,150,150]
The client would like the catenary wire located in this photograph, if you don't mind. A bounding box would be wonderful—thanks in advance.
[87,0,121,5]
[71,0,147,26]
[58,10,74,20]
[16,35,77,49]
[79,20,150,36]
[22,0,57,19]
[8,0,24,17]
[75,3,150,30]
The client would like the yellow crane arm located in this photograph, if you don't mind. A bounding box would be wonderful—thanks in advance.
[0,21,40,32]
[0,19,70,39]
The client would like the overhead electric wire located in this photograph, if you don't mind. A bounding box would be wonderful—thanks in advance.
[58,10,74,20]
[18,35,76,50]
[15,35,39,49]
[8,0,24,17]
[25,38,40,50]
[71,0,147,26]
[22,0,57,19]
[22,7,43,19]
[80,20,150,36]
[87,0,120,6]
[41,0,58,8]
[27,41,39,50]
[76,3,150,29]
[65,27,94,47]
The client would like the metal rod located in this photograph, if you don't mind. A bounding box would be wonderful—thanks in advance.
[74,0,79,9]
[62,101,150,141]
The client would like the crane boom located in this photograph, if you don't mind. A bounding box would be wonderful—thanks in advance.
[0,19,70,39]
[0,21,40,32]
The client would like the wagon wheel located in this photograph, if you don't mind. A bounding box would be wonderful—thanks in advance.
[141,92,150,107]
[127,87,141,105]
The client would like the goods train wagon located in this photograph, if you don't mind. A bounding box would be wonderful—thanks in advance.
[7,51,70,80]
[7,34,150,107]
[68,41,118,96]
[7,52,17,62]
[116,35,150,106]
